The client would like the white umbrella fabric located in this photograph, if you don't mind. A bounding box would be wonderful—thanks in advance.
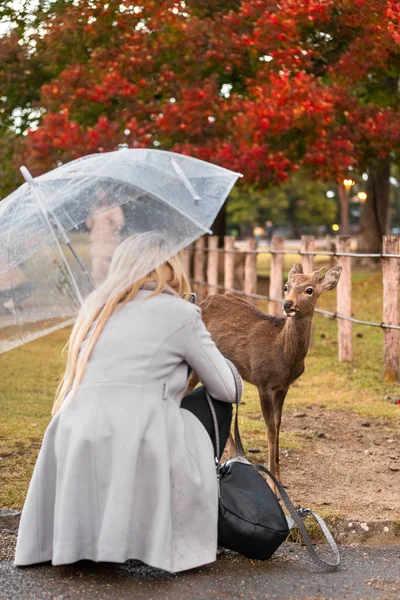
[0,149,241,354]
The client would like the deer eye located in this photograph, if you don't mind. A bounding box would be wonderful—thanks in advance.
[305,287,313,295]
[283,285,288,292]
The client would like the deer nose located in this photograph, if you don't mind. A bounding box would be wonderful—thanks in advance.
[283,301,294,311]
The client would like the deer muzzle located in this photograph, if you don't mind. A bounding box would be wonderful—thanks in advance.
[282,301,298,317]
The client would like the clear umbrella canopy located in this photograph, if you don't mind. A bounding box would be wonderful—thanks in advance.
[0,149,241,354]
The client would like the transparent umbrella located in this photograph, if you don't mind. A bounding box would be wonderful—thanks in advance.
[0,148,241,354]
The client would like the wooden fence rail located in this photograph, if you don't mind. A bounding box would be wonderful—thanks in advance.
[184,234,400,383]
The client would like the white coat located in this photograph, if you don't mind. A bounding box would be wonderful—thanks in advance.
[14,288,239,572]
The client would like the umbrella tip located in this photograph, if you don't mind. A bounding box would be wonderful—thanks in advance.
[20,165,34,184]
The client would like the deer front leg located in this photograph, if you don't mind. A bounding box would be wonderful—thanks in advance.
[258,386,278,479]
[272,388,288,482]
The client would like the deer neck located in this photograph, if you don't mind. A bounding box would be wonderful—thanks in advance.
[281,314,313,362]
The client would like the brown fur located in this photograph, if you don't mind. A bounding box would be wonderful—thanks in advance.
[185,263,342,479]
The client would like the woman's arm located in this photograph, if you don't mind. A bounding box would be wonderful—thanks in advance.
[110,206,125,231]
[184,306,242,403]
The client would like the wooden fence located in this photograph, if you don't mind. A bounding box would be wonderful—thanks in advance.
[182,234,400,383]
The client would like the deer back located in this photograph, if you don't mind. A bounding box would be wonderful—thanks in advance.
[200,294,286,384]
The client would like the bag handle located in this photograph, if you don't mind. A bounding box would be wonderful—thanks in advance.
[255,464,340,570]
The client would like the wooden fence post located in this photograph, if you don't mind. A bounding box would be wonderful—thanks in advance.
[194,236,206,302]
[337,236,353,362]
[382,235,400,382]
[300,235,315,273]
[224,236,235,292]
[300,235,315,348]
[269,235,284,316]
[207,235,219,295]
[244,237,257,296]
[182,244,192,278]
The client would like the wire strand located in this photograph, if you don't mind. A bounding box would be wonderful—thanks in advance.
[192,280,400,331]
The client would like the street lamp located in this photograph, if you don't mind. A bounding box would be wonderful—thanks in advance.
[343,178,355,190]
[357,191,367,202]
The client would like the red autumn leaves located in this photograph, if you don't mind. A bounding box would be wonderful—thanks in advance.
[10,0,399,187]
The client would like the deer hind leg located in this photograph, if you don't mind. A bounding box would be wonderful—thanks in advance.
[183,370,199,397]
[272,389,288,482]
[225,432,236,458]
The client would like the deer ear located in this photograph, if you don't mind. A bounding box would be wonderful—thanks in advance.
[319,266,342,292]
[288,264,303,278]
[312,267,326,282]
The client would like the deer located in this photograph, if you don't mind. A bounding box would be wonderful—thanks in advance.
[185,263,342,480]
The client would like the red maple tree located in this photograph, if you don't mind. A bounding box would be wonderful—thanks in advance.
[1,0,399,248]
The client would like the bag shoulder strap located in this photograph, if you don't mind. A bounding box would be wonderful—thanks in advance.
[255,464,341,570]
[205,390,220,459]
[225,359,245,457]
[207,392,340,569]
[205,359,244,460]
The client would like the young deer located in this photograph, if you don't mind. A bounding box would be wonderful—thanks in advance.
[186,263,342,479]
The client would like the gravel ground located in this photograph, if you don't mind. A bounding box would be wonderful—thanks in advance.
[1,531,400,600]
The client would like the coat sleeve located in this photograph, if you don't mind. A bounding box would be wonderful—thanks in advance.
[183,306,242,403]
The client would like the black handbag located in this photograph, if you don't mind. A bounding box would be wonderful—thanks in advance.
[205,390,341,570]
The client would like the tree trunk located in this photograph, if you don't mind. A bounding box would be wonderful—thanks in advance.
[289,217,301,239]
[337,185,349,235]
[358,157,391,252]
[287,194,301,239]
[211,203,226,247]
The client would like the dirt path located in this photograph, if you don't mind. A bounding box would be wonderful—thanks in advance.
[279,404,400,522]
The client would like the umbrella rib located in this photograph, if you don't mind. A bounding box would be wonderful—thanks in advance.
[20,166,89,317]
[170,158,201,202]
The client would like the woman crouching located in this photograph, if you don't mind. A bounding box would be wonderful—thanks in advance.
[15,232,241,573]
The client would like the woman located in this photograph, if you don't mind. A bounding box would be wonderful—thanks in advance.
[15,232,241,573]
[86,189,125,287]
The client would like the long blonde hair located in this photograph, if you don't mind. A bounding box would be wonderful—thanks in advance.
[52,232,191,415]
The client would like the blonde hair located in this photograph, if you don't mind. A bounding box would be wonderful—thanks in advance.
[52,232,191,415]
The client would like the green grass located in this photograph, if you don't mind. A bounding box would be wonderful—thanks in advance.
[1,270,400,508]
[287,513,346,544]
[256,252,329,278]
[0,329,68,507]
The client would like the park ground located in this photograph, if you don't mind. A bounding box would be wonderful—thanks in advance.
[1,541,400,600]
[1,256,400,541]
